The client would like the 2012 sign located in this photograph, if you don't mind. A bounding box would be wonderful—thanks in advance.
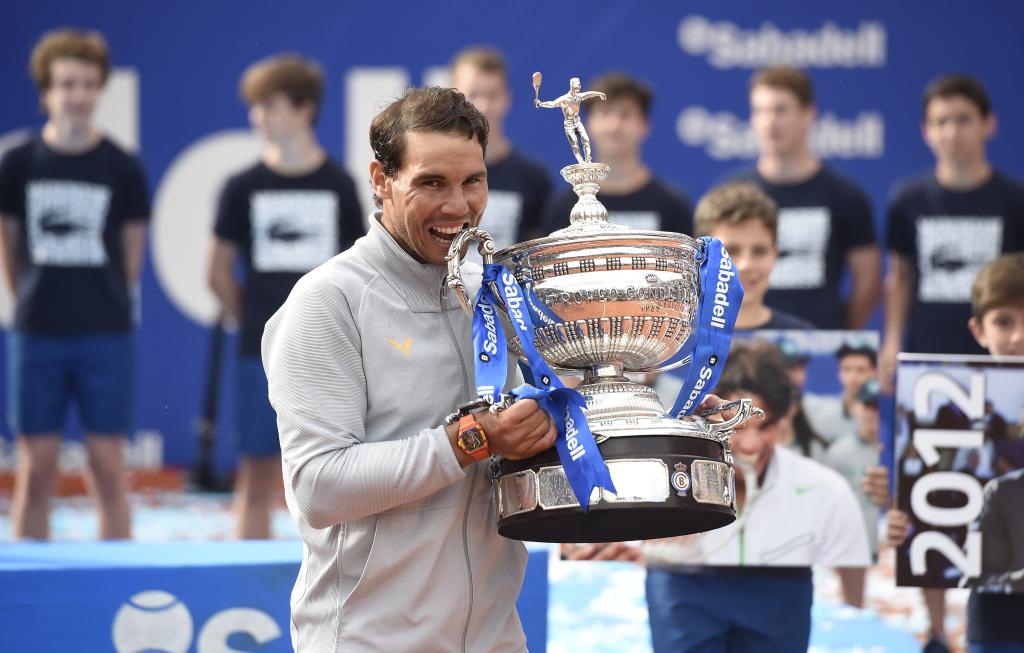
[902,369,985,585]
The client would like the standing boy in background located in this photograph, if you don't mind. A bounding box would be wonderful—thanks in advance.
[881,75,1024,387]
[731,66,880,330]
[208,54,364,539]
[451,46,550,246]
[541,72,692,236]
[0,29,148,541]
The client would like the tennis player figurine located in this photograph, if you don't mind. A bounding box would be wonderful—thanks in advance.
[533,73,606,164]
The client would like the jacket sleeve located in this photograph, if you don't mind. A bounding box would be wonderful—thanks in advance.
[262,274,466,529]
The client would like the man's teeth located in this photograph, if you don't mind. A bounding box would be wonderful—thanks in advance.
[431,224,467,235]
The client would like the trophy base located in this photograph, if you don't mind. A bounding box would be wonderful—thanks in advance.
[494,433,736,543]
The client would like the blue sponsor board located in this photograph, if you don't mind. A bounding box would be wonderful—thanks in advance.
[0,541,549,652]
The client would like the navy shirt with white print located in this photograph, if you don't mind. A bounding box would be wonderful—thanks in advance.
[886,170,1024,354]
[729,165,876,329]
[214,158,364,356]
[541,176,693,236]
[0,136,149,334]
[478,149,551,248]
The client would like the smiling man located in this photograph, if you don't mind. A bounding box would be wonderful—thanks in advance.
[261,86,557,652]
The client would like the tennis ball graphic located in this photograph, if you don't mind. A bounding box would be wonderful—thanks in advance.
[112,590,194,653]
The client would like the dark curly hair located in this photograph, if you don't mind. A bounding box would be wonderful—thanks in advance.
[369,86,488,207]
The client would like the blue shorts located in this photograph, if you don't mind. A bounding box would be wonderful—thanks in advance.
[646,567,813,653]
[7,331,134,435]
[235,356,280,457]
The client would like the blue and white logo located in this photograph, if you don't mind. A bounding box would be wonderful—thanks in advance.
[111,589,281,653]
[112,590,193,653]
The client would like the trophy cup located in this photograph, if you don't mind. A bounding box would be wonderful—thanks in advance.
[444,74,762,543]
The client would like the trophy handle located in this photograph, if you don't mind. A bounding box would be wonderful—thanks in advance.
[693,398,765,443]
[444,227,498,317]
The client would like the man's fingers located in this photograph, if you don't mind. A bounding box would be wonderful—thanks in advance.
[501,398,542,421]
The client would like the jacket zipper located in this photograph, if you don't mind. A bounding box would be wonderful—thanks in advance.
[440,278,477,653]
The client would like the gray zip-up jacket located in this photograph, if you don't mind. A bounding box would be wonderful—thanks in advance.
[262,215,528,652]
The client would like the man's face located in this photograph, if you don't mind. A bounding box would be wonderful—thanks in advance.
[371,131,488,266]
[969,304,1024,356]
[852,400,880,441]
[724,391,779,478]
[750,85,815,158]
[452,64,509,134]
[249,92,314,143]
[711,218,776,308]
[922,95,994,166]
[838,354,876,397]
[587,97,650,161]
[43,58,104,127]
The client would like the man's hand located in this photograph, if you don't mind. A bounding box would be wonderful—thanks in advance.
[561,541,642,562]
[861,465,890,507]
[476,399,557,460]
[694,393,747,429]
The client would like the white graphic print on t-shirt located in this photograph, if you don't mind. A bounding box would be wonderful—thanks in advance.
[250,190,339,273]
[769,206,831,290]
[26,180,111,267]
[916,216,1003,303]
[479,190,523,250]
[608,211,660,231]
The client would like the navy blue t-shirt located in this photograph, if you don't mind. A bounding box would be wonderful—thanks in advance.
[886,171,1024,355]
[0,136,149,334]
[728,165,876,329]
[479,149,551,248]
[965,470,1024,643]
[735,309,815,335]
[214,158,364,355]
[541,176,693,236]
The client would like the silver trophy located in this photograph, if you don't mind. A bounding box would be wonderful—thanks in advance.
[445,74,763,543]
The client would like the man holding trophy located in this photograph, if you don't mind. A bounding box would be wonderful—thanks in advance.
[265,77,756,650]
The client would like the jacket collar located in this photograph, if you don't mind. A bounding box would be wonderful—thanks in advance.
[363,212,460,314]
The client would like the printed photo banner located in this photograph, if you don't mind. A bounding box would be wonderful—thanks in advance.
[894,354,1024,591]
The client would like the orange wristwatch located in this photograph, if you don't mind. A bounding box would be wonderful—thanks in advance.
[457,414,490,461]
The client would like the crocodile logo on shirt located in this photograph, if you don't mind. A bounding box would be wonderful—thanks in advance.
[250,190,339,273]
[26,180,110,267]
[917,216,1003,302]
[928,244,967,273]
[267,221,308,243]
[39,210,87,236]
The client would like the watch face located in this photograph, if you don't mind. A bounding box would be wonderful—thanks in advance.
[461,426,486,451]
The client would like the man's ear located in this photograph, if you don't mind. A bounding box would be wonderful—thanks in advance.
[968,316,988,349]
[369,160,391,204]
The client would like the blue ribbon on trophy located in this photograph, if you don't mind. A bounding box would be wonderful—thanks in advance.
[471,263,616,510]
[667,236,744,417]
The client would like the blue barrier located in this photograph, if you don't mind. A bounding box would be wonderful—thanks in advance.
[0,540,549,653]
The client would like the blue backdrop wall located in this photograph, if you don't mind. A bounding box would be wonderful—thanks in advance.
[2,0,1023,473]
